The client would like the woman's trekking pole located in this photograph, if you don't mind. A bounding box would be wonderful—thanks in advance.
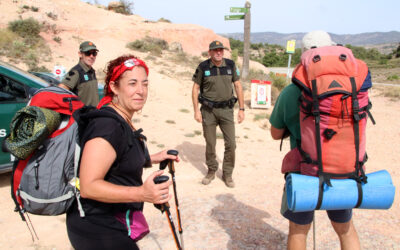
[154,175,182,250]
[160,150,184,248]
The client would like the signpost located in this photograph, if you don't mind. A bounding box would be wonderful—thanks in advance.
[286,40,296,78]
[225,1,251,80]
[224,15,245,20]
[230,7,248,13]
[286,40,296,54]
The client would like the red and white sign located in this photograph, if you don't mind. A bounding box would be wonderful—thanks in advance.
[53,65,66,80]
[250,80,271,109]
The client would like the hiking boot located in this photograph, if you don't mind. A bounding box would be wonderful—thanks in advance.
[222,175,235,188]
[202,171,216,185]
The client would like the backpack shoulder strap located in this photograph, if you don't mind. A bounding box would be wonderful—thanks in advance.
[73,107,134,146]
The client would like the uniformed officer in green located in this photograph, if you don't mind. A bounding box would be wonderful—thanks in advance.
[192,40,245,188]
[59,41,99,106]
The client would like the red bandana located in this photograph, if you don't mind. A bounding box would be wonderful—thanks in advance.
[97,58,149,109]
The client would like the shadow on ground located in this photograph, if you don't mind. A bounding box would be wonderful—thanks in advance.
[212,193,286,249]
[175,141,224,180]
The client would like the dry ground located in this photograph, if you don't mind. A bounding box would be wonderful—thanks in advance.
[0,63,399,249]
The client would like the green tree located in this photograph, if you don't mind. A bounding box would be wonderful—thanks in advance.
[229,38,243,56]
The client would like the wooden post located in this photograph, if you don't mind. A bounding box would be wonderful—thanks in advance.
[242,1,251,80]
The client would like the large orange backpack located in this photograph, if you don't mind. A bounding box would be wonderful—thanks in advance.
[291,45,375,209]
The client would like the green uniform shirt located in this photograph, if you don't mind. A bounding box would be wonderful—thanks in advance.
[192,58,240,102]
[62,60,99,106]
[269,84,301,149]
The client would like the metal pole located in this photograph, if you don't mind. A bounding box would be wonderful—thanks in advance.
[287,54,292,79]
[241,1,251,80]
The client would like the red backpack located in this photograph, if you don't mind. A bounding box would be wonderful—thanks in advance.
[290,46,375,209]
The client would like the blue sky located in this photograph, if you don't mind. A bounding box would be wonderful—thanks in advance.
[88,0,400,34]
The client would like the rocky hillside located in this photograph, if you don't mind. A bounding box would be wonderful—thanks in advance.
[0,0,229,70]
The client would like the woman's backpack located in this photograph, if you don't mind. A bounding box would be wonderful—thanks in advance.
[5,87,85,221]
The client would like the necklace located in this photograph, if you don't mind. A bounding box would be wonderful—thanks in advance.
[110,102,136,130]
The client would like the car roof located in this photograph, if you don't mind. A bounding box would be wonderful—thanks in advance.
[0,61,51,88]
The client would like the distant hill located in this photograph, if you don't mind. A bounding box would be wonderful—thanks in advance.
[220,31,400,54]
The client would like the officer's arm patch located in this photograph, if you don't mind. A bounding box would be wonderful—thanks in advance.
[236,68,240,76]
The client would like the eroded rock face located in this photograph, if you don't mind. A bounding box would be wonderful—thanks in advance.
[141,25,231,56]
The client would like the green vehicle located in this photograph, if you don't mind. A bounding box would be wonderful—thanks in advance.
[0,61,52,173]
[0,61,105,173]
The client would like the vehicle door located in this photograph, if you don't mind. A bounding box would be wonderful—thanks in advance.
[0,74,31,169]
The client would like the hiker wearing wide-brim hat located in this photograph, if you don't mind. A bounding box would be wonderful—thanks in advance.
[192,40,245,188]
[270,30,365,249]
[59,41,99,106]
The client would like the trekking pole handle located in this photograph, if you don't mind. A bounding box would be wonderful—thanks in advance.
[159,149,179,171]
[168,150,178,172]
[154,175,169,184]
[153,175,170,212]
[167,149,179,156]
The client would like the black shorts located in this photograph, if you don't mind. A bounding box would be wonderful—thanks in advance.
[281,188,353,225]
[283,208,353,225]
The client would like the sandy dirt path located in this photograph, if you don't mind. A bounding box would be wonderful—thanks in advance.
[0,74,399,249]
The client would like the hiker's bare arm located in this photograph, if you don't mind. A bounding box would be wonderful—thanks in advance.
[270,126,286,140]
[79,138,171,204]
[150,149,180,164]
[58,83,71,90]
[192,83,202,123]
[234,80,245,123]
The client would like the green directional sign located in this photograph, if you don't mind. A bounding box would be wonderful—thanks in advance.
[225,15,245,21]
[230,7,248,13]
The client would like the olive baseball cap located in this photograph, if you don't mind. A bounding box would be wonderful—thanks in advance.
[79,41,99,52]
[209,40,227,50]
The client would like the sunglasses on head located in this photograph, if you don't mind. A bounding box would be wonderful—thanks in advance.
[84,51,98,57]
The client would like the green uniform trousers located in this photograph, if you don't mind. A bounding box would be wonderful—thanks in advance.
[201,106,236,176]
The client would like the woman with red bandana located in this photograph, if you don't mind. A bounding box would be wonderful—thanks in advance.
[66,55,179,249]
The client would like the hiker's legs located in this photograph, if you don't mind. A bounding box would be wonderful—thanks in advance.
[331,220,360,250]
[218,108,236,177]
[287,221,312,250]
[327,209,360,250]
[281,189,314,250]
[201,107,218,172]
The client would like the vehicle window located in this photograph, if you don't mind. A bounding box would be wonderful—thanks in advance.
[0,75,28,102]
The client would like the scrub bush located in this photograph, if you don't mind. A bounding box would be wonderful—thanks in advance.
[8,18,41,38]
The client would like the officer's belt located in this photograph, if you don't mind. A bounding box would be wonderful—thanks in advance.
[198,95,237,109]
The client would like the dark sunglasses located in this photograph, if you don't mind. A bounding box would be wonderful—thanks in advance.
[84,51,98,57]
